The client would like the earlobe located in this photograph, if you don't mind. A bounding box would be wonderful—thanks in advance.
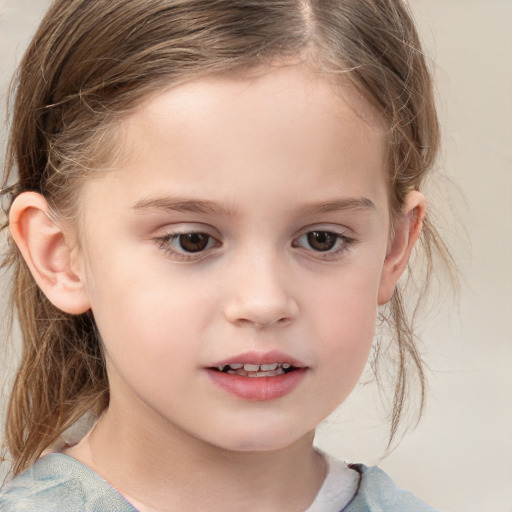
[378,191,426,305]
[9,192,91,314]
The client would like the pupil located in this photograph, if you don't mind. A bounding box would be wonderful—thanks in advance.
[179,233,209,252]
[307,231,336,251]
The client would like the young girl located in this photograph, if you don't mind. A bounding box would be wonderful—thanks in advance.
[0,0,452,510]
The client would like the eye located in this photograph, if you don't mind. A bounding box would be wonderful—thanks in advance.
[304,231,339,251]
[293,230,354,255]
[155,231,220,259]
[173,232,212,253]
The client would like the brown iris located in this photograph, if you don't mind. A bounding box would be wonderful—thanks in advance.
[178,233,210,252]
[307,231,338,251]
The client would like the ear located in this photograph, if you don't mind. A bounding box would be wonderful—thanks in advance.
[9,192,91,314]
[378,191,426,305]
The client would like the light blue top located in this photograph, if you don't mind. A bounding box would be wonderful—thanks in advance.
[0,453,440,511]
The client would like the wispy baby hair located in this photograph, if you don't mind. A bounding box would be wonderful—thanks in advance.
[1,0,451,475]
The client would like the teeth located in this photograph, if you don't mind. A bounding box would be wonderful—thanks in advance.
[249,370,279,377]
[215,362,295,377]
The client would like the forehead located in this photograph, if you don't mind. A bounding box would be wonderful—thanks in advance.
[127,63,386,144]
[82,64,388,215]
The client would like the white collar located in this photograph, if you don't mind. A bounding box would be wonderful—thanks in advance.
[304,454,359,512]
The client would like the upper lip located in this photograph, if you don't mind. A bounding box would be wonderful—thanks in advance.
[208,350,306,368]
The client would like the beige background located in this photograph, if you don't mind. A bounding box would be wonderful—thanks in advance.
[1,1,511,510]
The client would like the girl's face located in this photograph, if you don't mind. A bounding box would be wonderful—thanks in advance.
[76,64,393,452]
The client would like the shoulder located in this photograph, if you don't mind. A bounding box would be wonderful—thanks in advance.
[0,453,136,512]
[344,464,441,512]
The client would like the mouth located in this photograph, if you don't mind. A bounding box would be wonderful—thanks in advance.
[211,362,298,378]
[206,353,307,401]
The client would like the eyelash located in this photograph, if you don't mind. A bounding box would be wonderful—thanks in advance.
[154,229,355,261]
[154,232,221,261]
[292,230,355,260]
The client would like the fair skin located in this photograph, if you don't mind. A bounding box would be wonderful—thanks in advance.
[10,64,425,511]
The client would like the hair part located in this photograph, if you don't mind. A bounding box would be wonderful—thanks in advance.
[1,0,453,475]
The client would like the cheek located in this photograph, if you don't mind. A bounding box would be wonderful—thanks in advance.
[82,249,163,346]
[87,273,199,405]
[307,267,381,372]
[313,296,376,412]
[88,273,184,347]
[82,241,213,368]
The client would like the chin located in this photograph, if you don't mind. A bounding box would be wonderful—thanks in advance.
[204,422,313,454]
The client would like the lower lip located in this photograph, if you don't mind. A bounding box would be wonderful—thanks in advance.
[206,368,307,401]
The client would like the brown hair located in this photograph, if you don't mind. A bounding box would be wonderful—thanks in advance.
[1,0,453,475]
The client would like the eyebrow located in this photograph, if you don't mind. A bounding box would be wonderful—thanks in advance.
[131,197,238,216]
[303,197,376,214]
[131,196,375,216]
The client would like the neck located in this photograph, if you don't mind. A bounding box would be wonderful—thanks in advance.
[66,402,326,512]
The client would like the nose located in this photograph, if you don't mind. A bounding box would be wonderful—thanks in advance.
[223,253,299,329]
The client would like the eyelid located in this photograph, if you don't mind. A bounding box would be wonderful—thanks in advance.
[153,224,223,262]
[291,224,356,260]
[152,223,356,262]
[153,222,221,237]
[292,223,353,240]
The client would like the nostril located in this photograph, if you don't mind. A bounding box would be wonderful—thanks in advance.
[240,315,293,329]
[223,287,299,327]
